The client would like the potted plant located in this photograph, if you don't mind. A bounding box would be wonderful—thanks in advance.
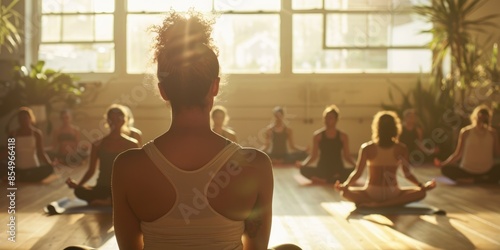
[1,61,84,133]
[414,0,500,110]
[0,0,22,53]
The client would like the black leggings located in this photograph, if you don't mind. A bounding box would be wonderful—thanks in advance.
[74,185,111,203]
[300,166,353,183]
[17,165,54,182]
[441,164,500,183]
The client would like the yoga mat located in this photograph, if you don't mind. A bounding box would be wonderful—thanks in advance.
[44,197,112,215]
[352,203,446,216]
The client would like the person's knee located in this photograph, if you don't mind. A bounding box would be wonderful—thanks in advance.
[270,243,302,250]
[74,187,86,200]
[299,168,309,177]
[416,190,426,201]
[441,166,453,177]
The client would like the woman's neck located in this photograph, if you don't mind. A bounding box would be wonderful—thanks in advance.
[170,108,211,132]
[326,125,337,132]
[108,128,122,138]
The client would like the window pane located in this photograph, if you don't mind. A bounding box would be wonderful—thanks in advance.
[127,14,164,74]
[213,15,280,73]
[42,0,62,13]
[292,0,322,10]
[388,49,431,72]
[39,43,115,73]
[393,0,431,10]
[326,14,367,47]
[62,15,94,41]
[41,16,61,42]
[368,14,390,46]
[127,0,211,12]
[95,15,113,41]
[325,0,390,10]
[294,14,331,73]
[214,0,280,11]
[392,14,431,46]
[62,0,114,13]
[294,14,430,73]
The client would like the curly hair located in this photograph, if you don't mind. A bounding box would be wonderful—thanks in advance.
[151,10,219,110]
[371,111,402,147]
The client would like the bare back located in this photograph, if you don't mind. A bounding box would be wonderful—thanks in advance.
[116,132,271,223]
[365,142,405,187]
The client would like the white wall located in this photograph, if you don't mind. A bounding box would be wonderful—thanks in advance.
[65,73,421,155]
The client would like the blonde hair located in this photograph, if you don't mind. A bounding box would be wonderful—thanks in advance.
[371,111,402,147]
[18,107,36,125]
[105,104,130,134]
[323,104,339,118]
[470,104,492,127]
[211,105,229,126]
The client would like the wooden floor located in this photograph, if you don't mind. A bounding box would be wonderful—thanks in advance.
[1,164,500,250]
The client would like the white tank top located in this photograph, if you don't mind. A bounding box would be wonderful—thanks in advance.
[141,141,244,250]
[461,128,494,174]
[15,135,40,169]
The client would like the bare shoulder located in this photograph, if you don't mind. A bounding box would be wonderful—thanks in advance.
[340,131,349,140]
[236,147,271,165]
[361,141,375,150]
[32,127,43,137]
[113,148,148,174]
[313,128,325,137]
[130,127,142,135]
[121,134,139,147]
[312,128,325,141]
[461,125,473,134]
[488,127,498,135]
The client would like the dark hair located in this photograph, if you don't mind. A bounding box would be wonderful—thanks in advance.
[152,10,219,110]
[371,111,401,147]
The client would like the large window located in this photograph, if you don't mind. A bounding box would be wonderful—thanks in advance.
[40,0,115,73]
[126,0,280,74]
[292,0,432,73]
[39,0,430,74]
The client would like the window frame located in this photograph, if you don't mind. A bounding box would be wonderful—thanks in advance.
[34,0,430,80]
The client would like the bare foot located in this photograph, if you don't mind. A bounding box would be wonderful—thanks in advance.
[424,179,437,191]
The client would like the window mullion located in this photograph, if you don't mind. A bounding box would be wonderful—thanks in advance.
[115,0,126,75]
[281,0,292,76]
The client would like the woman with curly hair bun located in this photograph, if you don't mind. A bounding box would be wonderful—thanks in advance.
[111,11,298,250]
